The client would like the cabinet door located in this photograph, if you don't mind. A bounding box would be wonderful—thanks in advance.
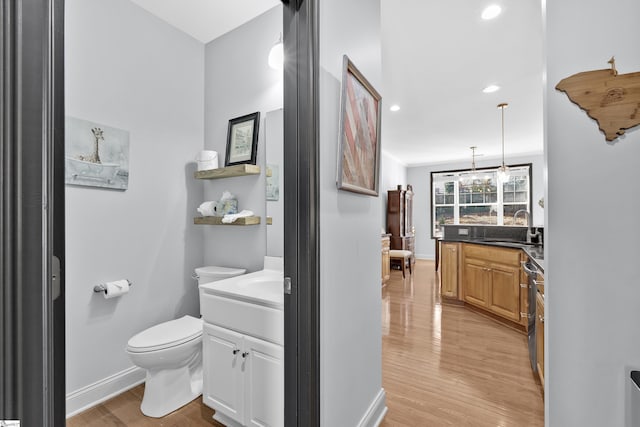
[489,264,521,321]
[441,243,459,298]
[381,236,390,285]
[202,323,244,423]
[463,259,490,307]
[244,335,284,427]
[536,293,545,387]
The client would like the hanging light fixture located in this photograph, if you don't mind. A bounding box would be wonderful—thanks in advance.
[470,146,478,180]
[268,33,284,70]
[497,102,509,182]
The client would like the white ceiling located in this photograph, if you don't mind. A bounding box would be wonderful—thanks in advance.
[129,0,280,43]
[128,0,544,167]
[381,0,544,166]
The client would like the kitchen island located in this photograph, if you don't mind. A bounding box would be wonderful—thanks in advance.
[438,224,545,388]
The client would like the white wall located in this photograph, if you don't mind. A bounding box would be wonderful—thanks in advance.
[380,151,408,231]
[203,6,283,273]
[406,153,544,260]
[65,0,204,396]
[319,1,386,426]
[546,0,640,425]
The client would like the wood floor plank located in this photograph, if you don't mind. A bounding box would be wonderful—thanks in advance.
[380,260,544,427]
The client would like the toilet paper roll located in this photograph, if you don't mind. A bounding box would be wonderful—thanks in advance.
[103,279,130,299]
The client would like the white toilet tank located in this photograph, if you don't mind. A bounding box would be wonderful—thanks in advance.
[194,265,246,285]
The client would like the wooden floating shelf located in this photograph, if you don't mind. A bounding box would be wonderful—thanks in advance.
[194,164,260,180]
[194,216,261,226]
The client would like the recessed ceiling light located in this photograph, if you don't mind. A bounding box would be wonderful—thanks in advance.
[482,84,500,93]
[390,105,400,112]
[481,4,502,20]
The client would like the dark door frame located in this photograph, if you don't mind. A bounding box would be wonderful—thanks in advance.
[282,0,320,426]
[0,0,66,425]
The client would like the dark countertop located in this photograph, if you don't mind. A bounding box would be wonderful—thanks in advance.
[440,237,544,274]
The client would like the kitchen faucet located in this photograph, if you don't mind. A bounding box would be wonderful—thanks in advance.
[513,209,541,244]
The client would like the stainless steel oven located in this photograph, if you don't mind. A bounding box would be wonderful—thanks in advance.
[522,259,538,372]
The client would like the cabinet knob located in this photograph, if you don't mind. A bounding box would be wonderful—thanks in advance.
[242,352,249,358]
[538,314,545,323]
[232,348,240,355]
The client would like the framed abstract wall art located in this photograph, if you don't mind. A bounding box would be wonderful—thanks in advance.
[336,55,382,196]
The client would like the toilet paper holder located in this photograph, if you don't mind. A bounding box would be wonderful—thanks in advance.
[93,279,132,293]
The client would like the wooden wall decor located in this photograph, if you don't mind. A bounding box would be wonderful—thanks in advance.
[556,57,640,141]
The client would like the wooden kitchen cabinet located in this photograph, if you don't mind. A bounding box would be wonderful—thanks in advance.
[463,259,490,307]
[488,264,521,322]
[440,242,460,298]
[462,244,523,324]
[381,234,391,286]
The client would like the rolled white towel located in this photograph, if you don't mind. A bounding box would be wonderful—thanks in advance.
[197,201,216,217]
[222,210,254,224]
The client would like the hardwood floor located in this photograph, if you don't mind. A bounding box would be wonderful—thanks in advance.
[68,259,543,426]
[380,260,544,426]
[66,385,221,427]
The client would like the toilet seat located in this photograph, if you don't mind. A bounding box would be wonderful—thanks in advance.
[127,315,203,353]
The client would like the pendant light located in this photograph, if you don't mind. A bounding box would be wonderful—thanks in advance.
[497,103,509,182]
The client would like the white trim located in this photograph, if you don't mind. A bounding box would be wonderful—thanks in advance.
[415,254,434,261]
[357,388,388,427]
[65,366,145,418]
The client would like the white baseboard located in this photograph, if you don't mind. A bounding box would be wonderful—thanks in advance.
[415,254,434,260]
[66,366,145,418]
[357,388,388,427]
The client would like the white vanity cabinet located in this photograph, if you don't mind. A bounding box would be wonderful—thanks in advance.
[203,322,284,427]
[199,264,285,427]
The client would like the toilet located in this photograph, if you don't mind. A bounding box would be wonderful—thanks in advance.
[126,265,246,418]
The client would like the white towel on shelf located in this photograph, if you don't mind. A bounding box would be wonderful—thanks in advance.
[197,201,217,217]
[222,210,254,224]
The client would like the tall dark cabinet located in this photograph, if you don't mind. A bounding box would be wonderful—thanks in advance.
[387,185,415,264]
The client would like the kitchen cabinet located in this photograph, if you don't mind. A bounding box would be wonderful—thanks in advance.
[440,242,460,298]
[203,322,284,427]
[381,234,391,286]
[462,244,523,323]
[462,258,490,307]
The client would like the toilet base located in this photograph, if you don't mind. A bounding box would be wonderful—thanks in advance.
[140,353,203,418]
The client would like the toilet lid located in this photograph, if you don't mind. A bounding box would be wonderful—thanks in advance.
[127,315,203,353]
[195,266,246,278]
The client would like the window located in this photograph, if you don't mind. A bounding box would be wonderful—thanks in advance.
[431,164,532,237]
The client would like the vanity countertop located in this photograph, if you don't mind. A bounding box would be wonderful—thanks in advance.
[199,269,284,309]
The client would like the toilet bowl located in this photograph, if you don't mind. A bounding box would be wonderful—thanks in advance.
[126,266,246,418]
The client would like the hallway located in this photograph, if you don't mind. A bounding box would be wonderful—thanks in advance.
[380,260,544,426]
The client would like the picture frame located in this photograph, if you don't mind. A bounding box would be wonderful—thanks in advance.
[225,112,260,166]
[64,117,130,190]
[336,55,382,196]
